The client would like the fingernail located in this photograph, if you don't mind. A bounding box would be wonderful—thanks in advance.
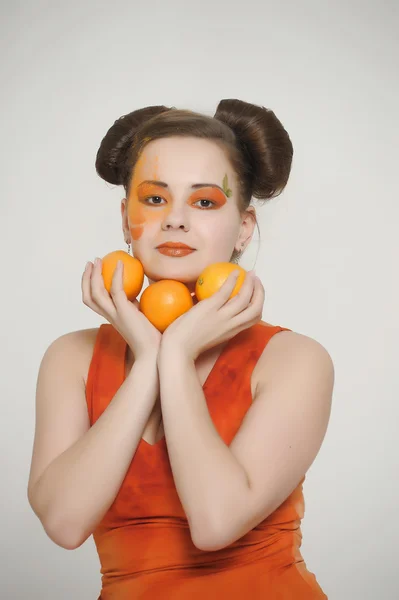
[94,257,100,266]
[85,261,90,270]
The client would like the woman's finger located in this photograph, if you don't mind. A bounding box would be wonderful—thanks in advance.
[231,276,264,327]
[222,270,256,315]
[208,270,241,308]
[81,262,107,318]
[90,258,118,321]
[108,261,138,320]
[109,261,127,306]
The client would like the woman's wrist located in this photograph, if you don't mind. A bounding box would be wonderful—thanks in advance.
[131,346,160,364]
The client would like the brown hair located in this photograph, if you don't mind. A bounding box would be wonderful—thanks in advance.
[95,99,293,264]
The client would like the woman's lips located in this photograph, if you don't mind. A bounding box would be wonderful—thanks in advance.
[157,247,196,257]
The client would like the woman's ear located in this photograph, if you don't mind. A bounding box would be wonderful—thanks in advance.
[237,206,257,250]
[121,197,130,241]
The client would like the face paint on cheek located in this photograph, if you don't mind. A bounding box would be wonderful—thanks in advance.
[128,201,164,241]
[129,213,145,242]
[127,154,146,241]
[128,154,168,241]
[127,153,155,241]
[222,173,233,198]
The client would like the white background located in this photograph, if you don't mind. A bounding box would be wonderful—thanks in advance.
[1,1,398,598]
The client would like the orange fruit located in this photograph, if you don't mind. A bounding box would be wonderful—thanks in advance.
[101,250,144,301]
[140,280,194,333]
[195,262,247,301]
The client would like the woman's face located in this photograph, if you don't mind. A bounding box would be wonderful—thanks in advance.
[121,136,254,293]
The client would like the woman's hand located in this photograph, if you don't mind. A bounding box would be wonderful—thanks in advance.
[160,270,265,360]
[82,258,162,359]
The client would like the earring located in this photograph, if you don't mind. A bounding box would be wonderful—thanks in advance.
[127,242,131,255]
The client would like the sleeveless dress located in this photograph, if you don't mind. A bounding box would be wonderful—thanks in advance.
[85,321,328,599]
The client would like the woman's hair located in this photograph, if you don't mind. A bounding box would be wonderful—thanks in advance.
[95,99,293,263]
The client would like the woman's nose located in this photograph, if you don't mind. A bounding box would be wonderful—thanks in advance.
[161,204,189,230]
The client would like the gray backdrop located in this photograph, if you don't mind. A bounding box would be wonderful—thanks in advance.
[1,0,398,598]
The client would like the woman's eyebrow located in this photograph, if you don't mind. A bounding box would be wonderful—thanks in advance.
[137,180,225,193]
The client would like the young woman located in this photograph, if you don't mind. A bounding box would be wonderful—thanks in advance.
[27,99,334,598]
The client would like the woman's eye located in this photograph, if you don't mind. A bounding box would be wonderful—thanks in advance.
[193,199,216,209]
[144,196,165,206]
[143,196,215,209]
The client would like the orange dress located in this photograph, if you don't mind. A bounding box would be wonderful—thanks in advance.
[86,321,327,599]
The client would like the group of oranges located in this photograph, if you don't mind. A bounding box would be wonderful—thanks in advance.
[100,250,247,333]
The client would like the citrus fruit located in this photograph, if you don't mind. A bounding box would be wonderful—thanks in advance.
[101,250,144,301]
[140,280,194,333]
[195,262,247,301]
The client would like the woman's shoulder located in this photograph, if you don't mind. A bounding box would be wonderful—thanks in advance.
[257,320,330,356]
[58,326,101,350]
[49,326,102,386]
[254,321,333,388]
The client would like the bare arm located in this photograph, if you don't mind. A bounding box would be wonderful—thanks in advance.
[27,331,159,550]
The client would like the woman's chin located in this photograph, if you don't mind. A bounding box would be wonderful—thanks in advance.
[145,273,198,297]
[146,272,195,285]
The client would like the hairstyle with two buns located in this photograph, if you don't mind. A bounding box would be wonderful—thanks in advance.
[95,99,293,264]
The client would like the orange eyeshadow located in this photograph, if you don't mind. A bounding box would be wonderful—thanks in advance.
[136,183,172,201]
[189,187,227,207]
[128,184,228,241]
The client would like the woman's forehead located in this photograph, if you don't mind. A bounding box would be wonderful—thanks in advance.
[136,137,232,177]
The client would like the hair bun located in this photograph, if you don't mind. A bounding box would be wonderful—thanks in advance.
[214,99,293,200]
[95,105,172,186]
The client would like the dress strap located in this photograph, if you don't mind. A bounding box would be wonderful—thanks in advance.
[85,324,126,425]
